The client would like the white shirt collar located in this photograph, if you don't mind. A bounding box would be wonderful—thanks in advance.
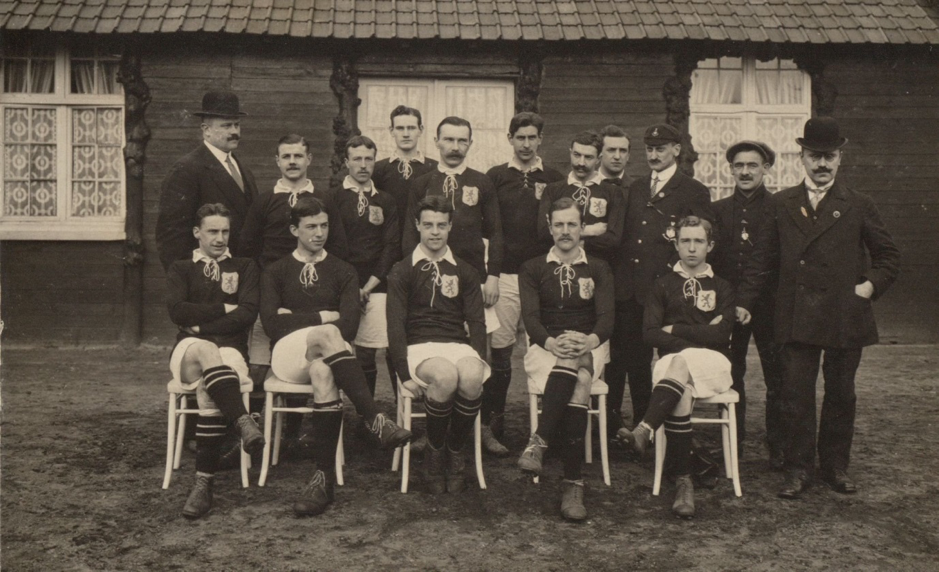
[599,166,624,180]
[204,140,237,170]
[342,175,377,196]
[392,150,425,164]
[672,261,714,279]
[411,244,457,267]
[546,247,588,265]
[437,162,468,176]
[192,248,231,263]
[273,178,315,194]
[509,156,544,173]
[652,163,678,187]
[292,249,327,264]
[566,171,603,186]
[804,177,835,193]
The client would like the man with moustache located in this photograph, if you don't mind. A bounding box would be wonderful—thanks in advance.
[537,131,625,266]
[737,117,900,499]
[610,124,712,440]
[597,124,632,193]
[157,91,259,270]
[711,141,782,465]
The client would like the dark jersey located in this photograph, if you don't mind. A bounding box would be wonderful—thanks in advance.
[537,177,626,265]
[330,182,401,293]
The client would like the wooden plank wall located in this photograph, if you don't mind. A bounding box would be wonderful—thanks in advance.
[827,50,939,343]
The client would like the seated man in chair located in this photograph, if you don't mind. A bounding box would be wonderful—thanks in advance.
[165,202,266,520]
[618,216,734,519]
[386,195,490,495]
[260,196,411,517]
[516,198,614,521]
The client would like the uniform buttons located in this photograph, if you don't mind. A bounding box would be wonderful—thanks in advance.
[633,258,639,263]
[642,221,647,225]
[742,209,747,213]
[800,260,805,265]
[638,239,642,244]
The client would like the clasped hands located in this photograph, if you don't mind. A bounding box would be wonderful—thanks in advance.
[546,330,599,359]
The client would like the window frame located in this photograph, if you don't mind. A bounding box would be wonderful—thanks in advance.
[0,43,126,241]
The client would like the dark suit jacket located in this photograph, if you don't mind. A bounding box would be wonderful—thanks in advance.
[613,170,713,304]
[156,143,259,270]
[738,181,900,348]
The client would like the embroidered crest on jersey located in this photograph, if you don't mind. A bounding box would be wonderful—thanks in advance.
[534,182,546,200]
[696,290,716,312]
[589,197,607,218]
[221,272,239,294]
[462,186,479,207]
[368,205,384,225]
[441,274,459,298]
[578,277,595,300]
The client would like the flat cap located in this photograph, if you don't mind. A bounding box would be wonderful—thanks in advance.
[726,140,776,166]
[643,124,681,145]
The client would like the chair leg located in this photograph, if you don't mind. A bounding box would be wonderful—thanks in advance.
[259,391,274,487]
[653,426,666,496]
[726,403,742,497]
[401,396,413,493]
[392,385,404,472]
[720,405,732,477]
[585,407,594,465]
[598,395,611,487]
[173,396,189,470]
[335,415,345,487]
[272,394,284,467]
[163,393,178,489]
[529,393,540,484]
[474,413,486,490]
[240,393,250,489]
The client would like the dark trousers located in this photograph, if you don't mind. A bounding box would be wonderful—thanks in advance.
[729,301,781,449]
[607,298,653,426]
[779,342,862,476]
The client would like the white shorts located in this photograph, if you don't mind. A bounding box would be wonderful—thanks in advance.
[247,318,271,366]
[652,348,732,399]
[524,341,610,394]
[270,327,351,385]
[169,337,252,415]
[491,274,525,349]
[406,342,491,389]
[354,293,388,348]
[484,306,500,335]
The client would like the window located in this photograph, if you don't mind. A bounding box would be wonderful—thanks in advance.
[689,57,811,200]
[357,78,515,173]
[0,36,125,240]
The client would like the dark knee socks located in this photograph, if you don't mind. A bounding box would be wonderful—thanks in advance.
[665,414,693,477]
[448,394,482,452]
[535,366,579,443]
[356,346,378,397]
[384,350,398,400]
[482,346,513,425]
[310,400,343,477]
[323,350,380,423]
[425,397,453,450]
[643,378,685,431]
[195,415,228,474]
[561,404,588,481]
[203,365,248,423]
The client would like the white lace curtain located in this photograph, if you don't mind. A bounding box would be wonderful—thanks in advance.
[692,59,804,106]
[3,59,55,93]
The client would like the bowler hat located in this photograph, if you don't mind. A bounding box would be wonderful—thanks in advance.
[193,91,247,118]
[643,124,681,146]
[726,140,776,167]
[796,117,846,152]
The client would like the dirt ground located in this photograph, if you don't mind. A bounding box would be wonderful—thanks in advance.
[1,344,938,571]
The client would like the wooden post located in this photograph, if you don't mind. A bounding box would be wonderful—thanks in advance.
[117,46,151,347]
[664,50,701,177]
[329,53,361,177]
[517,47,545,114]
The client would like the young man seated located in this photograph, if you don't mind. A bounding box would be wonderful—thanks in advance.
[260,196,411,517]
[386,195,490,495]
[165,203,265,520]
[516,198,614,521]
[618,216,735,519]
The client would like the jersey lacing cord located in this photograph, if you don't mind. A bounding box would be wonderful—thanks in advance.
[356,188,369,217]
[300,262,319,287]
[572,185,591,216]
[397,159,413,180]
[443,174,459,208]
[682,276,702,301]
[421,260,443,308]
[288,190,313,208]
[203,259,220,281]
[554,263,576,298]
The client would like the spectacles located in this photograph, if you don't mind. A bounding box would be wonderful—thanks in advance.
[731,162,762,172]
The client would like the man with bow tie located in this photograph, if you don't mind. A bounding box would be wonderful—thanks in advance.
[537,130,625,266]
[597,124,633,194]
[609,124,713,443]
[157,91,260,270]
[260,196,412,517]
[737,117,900,499]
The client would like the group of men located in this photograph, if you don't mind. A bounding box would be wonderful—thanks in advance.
[156,90,900,522]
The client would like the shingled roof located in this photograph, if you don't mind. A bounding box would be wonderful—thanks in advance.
[2,0,938,44]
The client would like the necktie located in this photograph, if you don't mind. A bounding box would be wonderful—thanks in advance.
[809,189,824,209]
[225,155,244,192]
[650,175,660,198]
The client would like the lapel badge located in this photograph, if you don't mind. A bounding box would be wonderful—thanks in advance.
[833,211,841,218]
[741,229,749,242]
[664,225,676,242]
[800,206,808,218]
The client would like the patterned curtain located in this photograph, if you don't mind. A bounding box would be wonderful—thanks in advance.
[3,107,58,216]
[71,107,123,217]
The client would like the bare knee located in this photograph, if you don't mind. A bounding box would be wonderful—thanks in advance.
[306,324,346,358]
[417,358,459,400]
[309,361,339,402]
[664,354,690,384]
[570,369,593,405]
[455,357,485,399]
[181,340,223,382]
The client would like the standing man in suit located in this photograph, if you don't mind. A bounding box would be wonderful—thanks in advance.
[609,124,713,440]
[597,124,632,193]
[738,117,900,499]
[711,140,783,466]
[157,91,259,270]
